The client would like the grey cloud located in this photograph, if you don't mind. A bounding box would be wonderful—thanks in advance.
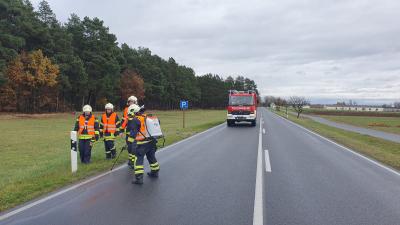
[32,0,400,103]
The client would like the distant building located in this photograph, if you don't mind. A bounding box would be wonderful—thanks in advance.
[310,104,324,109]
[383,107,400,112]
[323,104,385,112]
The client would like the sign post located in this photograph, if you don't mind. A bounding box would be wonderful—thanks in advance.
[180,100,188,128]
[70,131,78,173]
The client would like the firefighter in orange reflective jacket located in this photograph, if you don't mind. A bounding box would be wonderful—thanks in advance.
[121,96,138,168]
[100,103,121,159]
[126,104,160,185]
[73,105,100,164]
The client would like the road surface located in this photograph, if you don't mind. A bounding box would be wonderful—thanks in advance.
[300,113,400,143]
[1,108,400,225]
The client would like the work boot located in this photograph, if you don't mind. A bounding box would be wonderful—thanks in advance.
[111,150,116,159]
[105,153,111,160]
[147,171,159,178]
[132,175,143,185]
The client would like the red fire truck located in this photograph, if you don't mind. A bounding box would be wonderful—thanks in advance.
[227,90,258,126]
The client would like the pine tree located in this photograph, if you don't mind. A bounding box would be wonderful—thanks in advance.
[38,0,57,27]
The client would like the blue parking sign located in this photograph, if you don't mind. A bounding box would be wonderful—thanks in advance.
[180,100,188,110]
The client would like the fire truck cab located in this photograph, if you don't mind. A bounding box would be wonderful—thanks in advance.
[227,90,257,126]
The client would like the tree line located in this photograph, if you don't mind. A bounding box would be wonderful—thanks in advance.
[0,0,258,113]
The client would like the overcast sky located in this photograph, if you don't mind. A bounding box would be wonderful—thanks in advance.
[32,0,400,104]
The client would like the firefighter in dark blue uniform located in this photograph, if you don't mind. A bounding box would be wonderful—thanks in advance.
[121,96,138,168]
[126,104,159,185]
[99,103,121,159]
[73,105,100,164]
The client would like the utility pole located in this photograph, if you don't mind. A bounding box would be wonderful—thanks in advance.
[183,109,185,128]
[180,100,188,128]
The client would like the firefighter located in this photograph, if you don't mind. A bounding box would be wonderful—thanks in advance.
[126,104,160,185]
[121,96,138,168]
[73,105,100,164]
[100,103,121,159]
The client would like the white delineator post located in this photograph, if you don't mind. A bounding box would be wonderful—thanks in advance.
[70,131,78,173]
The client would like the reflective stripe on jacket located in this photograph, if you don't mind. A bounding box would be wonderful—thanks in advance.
[126,116,149,144]
[135,114,147,141]
[78,115,95,139]
[121,107,129,129]
[101,112,117,134]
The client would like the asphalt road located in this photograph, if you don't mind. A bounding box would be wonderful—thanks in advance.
[1,108,400,225]
[300,113,400,143]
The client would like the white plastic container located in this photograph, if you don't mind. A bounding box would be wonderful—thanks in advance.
[146,116,163,139]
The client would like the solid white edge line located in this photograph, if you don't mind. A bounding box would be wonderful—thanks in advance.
[271,111,400,177]
[0,122,226,221]
[264,150,271,172]
[253,117,264,225]
[0,163,126,221]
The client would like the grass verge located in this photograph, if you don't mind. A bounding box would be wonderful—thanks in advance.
[318,115,400,135]
[0,110,225,212]
[272,109,400,171]
[302,108,400,117]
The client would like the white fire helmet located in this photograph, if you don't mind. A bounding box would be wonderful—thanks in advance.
[128,104,141,115]
[127,96,138,104]
[105,103,114,110]
[82,105,92,113]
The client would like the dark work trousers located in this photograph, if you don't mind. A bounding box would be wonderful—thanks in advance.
[127,139,137,165]
[79,139,92,164]
[104,140,116,159]
[133,140,159,176]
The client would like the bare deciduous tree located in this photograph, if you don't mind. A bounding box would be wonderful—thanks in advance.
[275,97,286,111]
[289,96,309,118]
[282,99,289,115]
[263,96,276,107]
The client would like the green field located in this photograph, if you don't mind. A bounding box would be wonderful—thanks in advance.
[272,109,400,171]
[319,115,400,135]
[302,108,400,117]
[0,110,225,212]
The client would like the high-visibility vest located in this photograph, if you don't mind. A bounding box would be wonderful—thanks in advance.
[121,107,129,129]
[101,112,117,134]
[135,114,148,141]
[78,115,95,139]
